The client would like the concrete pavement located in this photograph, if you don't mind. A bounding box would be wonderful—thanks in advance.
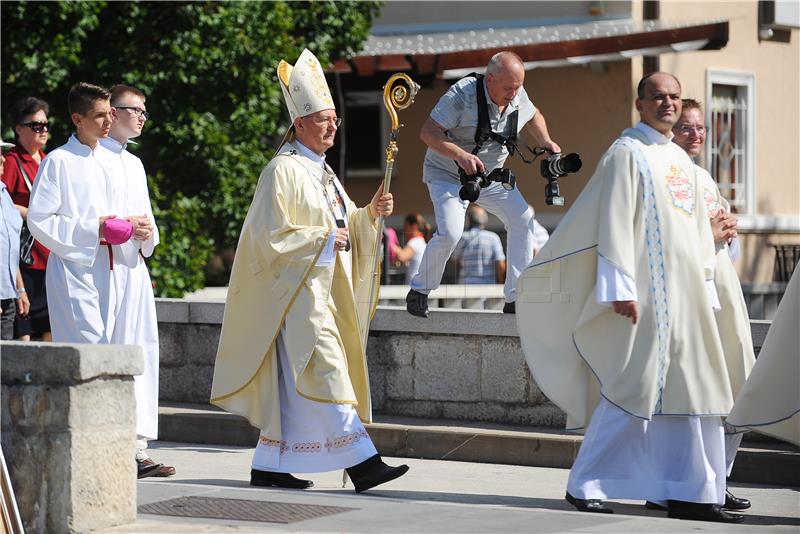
[158,403,800,487]
[99,441,800,534]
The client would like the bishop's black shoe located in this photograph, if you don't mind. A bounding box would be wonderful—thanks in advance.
[250,469,314,489]
[724,489,751,510]
[502,301,516,314]
[667,500,745,523]
[406,289,429,318]
[346,454,409,493]
[565,492,614,514]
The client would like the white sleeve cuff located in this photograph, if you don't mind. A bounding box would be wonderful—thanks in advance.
[596,256,637,304]
[727,237,740,262]
[706,279,722,311]
[316,233,336,267]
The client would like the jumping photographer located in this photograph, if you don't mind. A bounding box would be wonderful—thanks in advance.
[406,51,560,317]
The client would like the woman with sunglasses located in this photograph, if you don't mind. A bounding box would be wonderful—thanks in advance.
[1,96,52,341]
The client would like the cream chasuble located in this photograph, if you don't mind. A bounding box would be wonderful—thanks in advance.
[696,165,755,399]
[727,268,800,445]
[27,134,161,439]
[517,126,730,429]
[210,141,380,444]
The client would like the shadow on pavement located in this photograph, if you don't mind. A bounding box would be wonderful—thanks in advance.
[156,479,800,527]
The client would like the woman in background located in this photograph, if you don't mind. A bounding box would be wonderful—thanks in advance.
[393,213,431,285]
[1,97,52,341]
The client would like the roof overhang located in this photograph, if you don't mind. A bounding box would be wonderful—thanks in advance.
[330,18,729,78]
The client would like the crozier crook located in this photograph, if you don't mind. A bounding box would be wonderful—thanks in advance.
[362,73,420,350]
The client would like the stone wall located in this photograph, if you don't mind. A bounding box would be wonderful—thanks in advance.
[1,342,142,534]
[155,299,771,428]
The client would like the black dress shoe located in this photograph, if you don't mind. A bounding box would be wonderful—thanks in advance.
[565,492,614,514]
[502,301,516,314]
[250,469,313,489]
[346,454,409,493]
[644,501,667,511]
[406,289,429,318]
[667,500,744,523]
[137,459,163,479]
[724,489,751,510]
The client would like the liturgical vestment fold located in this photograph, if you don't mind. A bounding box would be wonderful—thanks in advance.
[727,267,800,446]
[517,126,734,429]
[210,141,380,443]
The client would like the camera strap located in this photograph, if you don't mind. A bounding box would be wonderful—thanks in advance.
[464,73,544,165]
[468,73,518,155]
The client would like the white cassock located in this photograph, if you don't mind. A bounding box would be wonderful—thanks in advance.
[27,134,160,440]
[250,142,377,473]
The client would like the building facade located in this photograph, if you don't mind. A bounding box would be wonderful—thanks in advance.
[326,0,799,284]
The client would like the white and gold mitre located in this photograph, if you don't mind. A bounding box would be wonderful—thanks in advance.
[277,48,335,122]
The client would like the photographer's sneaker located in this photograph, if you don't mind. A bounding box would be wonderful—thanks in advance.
[503,301,516,314]
[406,289,429,317]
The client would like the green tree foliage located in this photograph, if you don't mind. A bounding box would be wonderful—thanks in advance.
[1,0,381,296]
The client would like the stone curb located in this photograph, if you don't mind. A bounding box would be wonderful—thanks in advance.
[158,403,799,487]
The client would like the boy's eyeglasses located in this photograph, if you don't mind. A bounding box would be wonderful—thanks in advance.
[116,106,150,120]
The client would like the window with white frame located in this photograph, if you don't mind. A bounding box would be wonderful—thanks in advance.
[705,71,756,216]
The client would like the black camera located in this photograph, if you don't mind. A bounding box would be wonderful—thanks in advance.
[458,167,516,202]
[540,152,582,206]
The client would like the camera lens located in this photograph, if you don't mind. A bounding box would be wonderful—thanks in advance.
[459,182,481,202]
[552,153,582,175]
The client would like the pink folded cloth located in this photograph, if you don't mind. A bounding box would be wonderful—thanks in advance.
[102,218,134,245]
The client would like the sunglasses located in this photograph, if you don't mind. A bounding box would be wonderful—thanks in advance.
[115,106,150,120]
[22,121,50,134]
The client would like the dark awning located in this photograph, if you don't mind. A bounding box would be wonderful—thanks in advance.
[331,18,728,78]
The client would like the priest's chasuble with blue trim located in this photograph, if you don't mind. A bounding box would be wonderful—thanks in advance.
[517,126,732,429]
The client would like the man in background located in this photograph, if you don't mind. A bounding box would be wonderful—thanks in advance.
[407,51,560,317]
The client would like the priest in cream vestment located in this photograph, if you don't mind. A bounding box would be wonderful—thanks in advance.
[727,267,799,445]
[211,49,408,492]
[671,99,755,512]
[517,74,745,523]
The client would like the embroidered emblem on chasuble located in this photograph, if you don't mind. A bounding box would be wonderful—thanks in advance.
[703,188,722,218]
[665,165,694,215]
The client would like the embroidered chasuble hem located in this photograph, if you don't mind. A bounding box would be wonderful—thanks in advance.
[572,334,734,421]
[210,229,333,406]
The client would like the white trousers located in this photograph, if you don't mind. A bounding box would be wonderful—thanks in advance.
[567,398,727,504]
[410,180,535,303]
[251,327,377,474]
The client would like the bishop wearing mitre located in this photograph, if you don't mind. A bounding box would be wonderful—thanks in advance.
[210,49,408,492]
